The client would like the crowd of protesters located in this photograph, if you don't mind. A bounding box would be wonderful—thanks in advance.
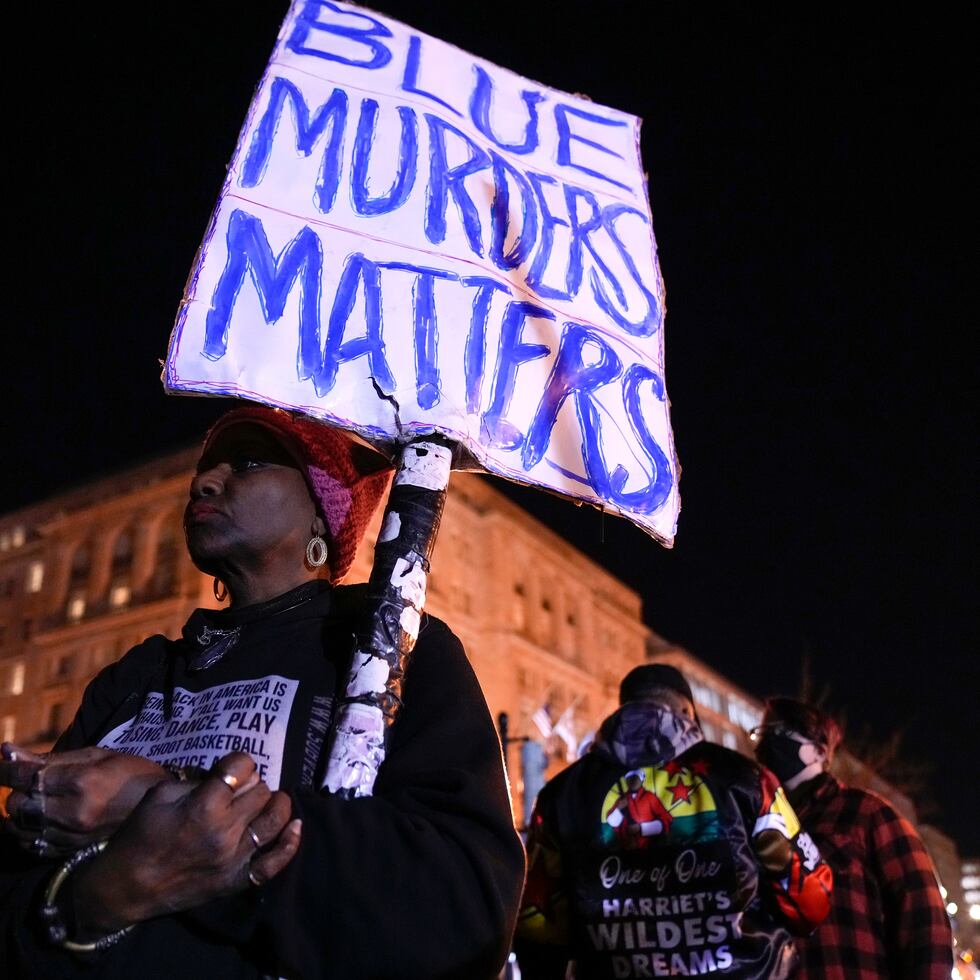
[0,406,956,978]
[514,669,953,979]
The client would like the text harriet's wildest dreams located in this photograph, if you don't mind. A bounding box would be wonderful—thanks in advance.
[589,846,742,977]
[166,0,679,543]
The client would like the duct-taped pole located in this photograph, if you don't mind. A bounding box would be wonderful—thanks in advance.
[321,437,453,798]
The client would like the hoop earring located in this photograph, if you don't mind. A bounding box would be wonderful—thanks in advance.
[306,535,328,568]
[213,578,228,602]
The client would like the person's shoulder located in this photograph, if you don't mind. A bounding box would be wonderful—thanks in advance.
[837,783,894,814]
[62,634,174,746]
[690,740,761,782]
[841,785,917,833]
[331,586,462,656]
[414,611,466,662]
[401,613,480,718]
[539,754,590,800]
[98,633,173,684]
[417,610,457,639]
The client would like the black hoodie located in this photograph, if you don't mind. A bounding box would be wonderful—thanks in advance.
[1,583,525,979]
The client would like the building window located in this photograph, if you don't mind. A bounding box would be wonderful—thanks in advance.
[26,560,45,593]
[539,594,554,642]
[722,730,738,750]
[690,679,723,714]
[54,655,73,680]
[512,582,527,631]
[151,520,181,597]
[1,716,14,743]
[9,662,25,696]
[111,529,134,572]
[1,526,26,550]
[69,542,91,591]
[67,593,86,621]
[726,696,761,733]
[109,581,131,608]
[22,618,34,640]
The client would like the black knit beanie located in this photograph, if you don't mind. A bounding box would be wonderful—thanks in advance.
[619,664,696,708]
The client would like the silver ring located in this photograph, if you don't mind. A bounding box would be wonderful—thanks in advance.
[247,867,263,888]
[247,826,261,850]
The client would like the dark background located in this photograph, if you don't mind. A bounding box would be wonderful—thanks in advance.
[6,4,975,852]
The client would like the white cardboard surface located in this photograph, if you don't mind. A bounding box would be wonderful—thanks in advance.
[165,0,679,544]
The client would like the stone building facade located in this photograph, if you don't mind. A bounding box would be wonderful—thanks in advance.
[0,441,966,898]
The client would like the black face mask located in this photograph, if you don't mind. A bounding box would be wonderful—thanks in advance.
[755,733,808,783]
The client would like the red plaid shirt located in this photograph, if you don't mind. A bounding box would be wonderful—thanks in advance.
[790,774,952,979]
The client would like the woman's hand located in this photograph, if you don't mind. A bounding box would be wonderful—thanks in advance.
[1,743,171,857]
[71,752,301,935]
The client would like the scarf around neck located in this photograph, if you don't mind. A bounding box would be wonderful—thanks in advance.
[593,701,703,769]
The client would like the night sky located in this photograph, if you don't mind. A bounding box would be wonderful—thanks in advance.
[7,4,975,853]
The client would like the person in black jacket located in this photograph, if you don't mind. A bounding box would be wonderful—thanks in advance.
[0,405,525,979]
[514,664,833,980]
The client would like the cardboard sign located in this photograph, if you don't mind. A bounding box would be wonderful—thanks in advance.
[164,0,679,544]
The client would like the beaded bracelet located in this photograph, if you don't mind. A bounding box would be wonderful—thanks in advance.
[39,841,135,952]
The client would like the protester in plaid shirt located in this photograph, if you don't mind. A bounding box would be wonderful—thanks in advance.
[753,697,952,979]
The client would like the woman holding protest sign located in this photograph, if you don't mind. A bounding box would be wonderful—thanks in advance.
[0,405,525,979]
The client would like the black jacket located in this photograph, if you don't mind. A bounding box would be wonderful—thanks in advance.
[1,583,526,979]
[515,701,832,979]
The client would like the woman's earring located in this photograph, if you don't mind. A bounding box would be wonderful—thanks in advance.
[213,578,228,602]
[306,535,328,568]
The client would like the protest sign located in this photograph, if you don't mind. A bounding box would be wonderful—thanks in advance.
[165,0,679,544]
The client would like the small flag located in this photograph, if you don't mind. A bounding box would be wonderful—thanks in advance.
[531,704,553,739]
[552,699,581,762]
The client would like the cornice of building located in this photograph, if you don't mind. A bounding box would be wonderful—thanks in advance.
[1,446,201,533]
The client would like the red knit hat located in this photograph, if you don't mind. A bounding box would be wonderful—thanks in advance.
[201,406,392,583]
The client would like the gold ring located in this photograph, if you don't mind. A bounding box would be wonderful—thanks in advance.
[217,772,240,791]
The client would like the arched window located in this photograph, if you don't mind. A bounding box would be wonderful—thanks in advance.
[69,542,91,588]
[151,518,181,597]
[67,542,91,619]
[111,528,134,572]
[108,527,135,607]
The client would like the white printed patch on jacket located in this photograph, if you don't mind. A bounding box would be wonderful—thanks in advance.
[98,676,299,789]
